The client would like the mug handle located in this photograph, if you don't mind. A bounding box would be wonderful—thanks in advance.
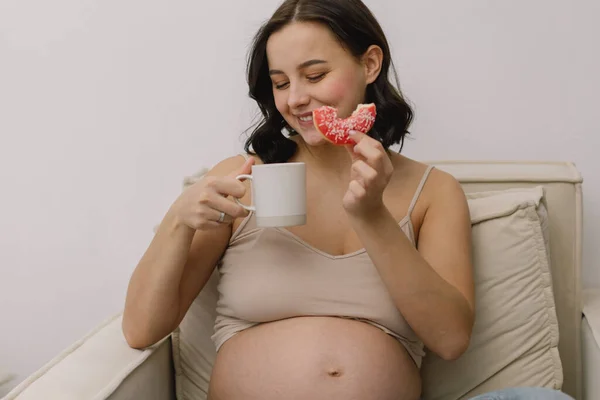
[235,174,256,212]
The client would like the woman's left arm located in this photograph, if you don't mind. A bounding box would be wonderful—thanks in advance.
[344,131,475,361]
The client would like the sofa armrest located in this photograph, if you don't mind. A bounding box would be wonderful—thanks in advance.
[3,314,175,400]
[582,289,600,400]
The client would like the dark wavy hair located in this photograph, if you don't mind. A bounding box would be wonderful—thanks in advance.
[244,0,414,164]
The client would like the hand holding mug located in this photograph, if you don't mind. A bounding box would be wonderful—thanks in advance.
[169,158,255,231]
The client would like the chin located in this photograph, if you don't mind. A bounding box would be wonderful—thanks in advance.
[296,130,330,147]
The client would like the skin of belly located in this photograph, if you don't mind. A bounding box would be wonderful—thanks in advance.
[208,316,421,400]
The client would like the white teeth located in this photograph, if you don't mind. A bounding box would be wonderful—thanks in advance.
[299,116,313,122]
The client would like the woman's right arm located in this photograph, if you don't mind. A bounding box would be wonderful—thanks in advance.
[122,155,254,349]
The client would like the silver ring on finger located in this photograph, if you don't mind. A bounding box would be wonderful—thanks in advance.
[217,211,226,223]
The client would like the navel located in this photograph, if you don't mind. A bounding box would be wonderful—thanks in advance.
[327,368,343,378]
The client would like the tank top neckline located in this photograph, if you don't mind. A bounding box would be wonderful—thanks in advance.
[230,212,413,260]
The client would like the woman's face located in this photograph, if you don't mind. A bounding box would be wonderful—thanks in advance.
[266,22,378,147]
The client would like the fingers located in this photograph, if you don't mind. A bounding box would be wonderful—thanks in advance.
[207,208,234,225]
[192,209,233,229]
[347,180,367,199]
[201,208,232,226]
[344,143,360,161]
[354,139,382,161]
[348,130,367,143]
[351,160,377,188]
[181,157,255,231]
[348,130,393,176]
[349,130,383,160]
[189,186,247,230]
[204,191,249,219]
[212,177,248,199]
[191,197,245,229]
[344,130,366,161]
[227,156,254,178]
[216,156,255,198]
[192,157,254,228]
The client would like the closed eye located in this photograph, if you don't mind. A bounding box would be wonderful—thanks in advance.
[307,73,326,82]
[273,73,326,90]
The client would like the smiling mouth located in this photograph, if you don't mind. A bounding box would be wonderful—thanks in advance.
[298,115,313,123]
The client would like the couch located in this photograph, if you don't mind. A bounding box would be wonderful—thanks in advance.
[3,161,599,400]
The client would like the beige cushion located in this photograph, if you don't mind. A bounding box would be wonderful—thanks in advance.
[421,186,563,399]
[3,314,173,400]
[172,184,563,400]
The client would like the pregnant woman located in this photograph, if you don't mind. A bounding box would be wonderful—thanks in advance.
[122,1,574,399]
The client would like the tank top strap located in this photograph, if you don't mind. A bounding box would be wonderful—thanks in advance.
[406,165,435,217]
[239,153,250,161]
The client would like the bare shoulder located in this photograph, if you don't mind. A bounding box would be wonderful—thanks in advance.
[384,155,469,235]
[389,154,465,206]
[424,165,466,204]
[422,166,470,234]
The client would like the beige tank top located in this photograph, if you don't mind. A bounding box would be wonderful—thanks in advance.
[212,154,434,368]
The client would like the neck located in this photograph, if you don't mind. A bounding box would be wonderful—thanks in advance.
[291,136,352,183]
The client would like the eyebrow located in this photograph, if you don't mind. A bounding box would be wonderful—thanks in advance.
[268,59,328,76]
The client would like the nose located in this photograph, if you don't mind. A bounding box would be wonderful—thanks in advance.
[287,81,310,110]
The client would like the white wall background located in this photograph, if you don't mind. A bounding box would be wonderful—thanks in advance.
[1,0,598,394]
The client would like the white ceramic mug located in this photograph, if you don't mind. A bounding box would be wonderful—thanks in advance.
[235,162,307,228]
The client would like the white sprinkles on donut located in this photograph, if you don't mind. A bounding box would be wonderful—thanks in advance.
[313,104,377,145]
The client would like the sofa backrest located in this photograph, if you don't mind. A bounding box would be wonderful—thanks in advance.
[430,161,583,399]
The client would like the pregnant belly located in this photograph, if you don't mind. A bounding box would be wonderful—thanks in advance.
[208,316,421,400]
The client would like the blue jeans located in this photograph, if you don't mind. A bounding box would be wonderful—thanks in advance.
[467,387,574,399]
